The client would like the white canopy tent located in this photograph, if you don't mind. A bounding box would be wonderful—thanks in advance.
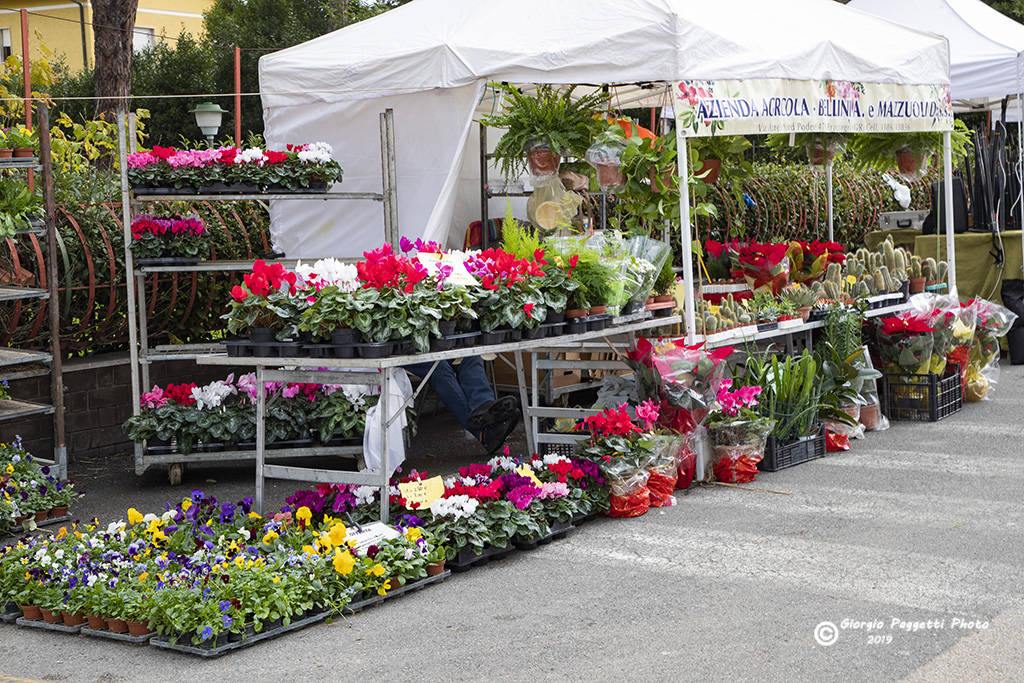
[849,0,1024,291]
[259,0,955,340]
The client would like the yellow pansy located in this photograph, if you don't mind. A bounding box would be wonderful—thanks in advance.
[146,518,163,534]
[295,507,312,524]
[127,508,144,525]
[180,499,192,512]
[55,526,67,541]
[404,527,422,543]
[271,575,280,583]
[248,511,261,520]
[301,544,317,557]
[262,530,279,546]
[332,549,355,576]
[326,524,347,547]
[4,464,12,475]
[234,555,245,569]
[322,515,335,527]
[370,563,386,577]
[139,572,148,583]
[377,579,391,596]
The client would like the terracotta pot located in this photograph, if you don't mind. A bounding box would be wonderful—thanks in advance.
[645,297,655,305]
[127,620,153,636]
[13,147,34,158]
[649,164,677,193]
[106,617,128,633]
[654,295,674,303]
[565,308,587,319]
[40,608,61,623]
[909,277,926,293]
[85,614,107,630]
[33,510,48,522]
[808,144,835,167]
[797,306,812,322]
[51,505,68,517]
[697,158,721,184]
[426,561,446,576]
[839,403,861,422]
[859,402,880,431]
[0,148,12,158]
[391,576,406,588]
[896,150,918,175]
[589,305,607,315]
[62,611,85,626]
[19,605,41,620]
[527,147,560,176]
[594,161,624,188]
[14,514,29,525]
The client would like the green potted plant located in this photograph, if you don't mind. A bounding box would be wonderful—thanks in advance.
[5,126,36,158]
[0,129,12,158]
[585,125,628,190]
[848,119,972,176]
[689,135,750,184]
[766,132,846,168]
[482,84,607,179]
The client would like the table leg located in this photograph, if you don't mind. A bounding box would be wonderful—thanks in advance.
[380,369,391,524]
[514,351,535,455]
[255,365,265,515]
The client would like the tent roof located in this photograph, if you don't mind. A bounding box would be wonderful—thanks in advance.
[848,0,1024,104]
[260,0,950,109]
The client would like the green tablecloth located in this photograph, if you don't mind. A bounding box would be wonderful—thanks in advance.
[912,231,1023,307]
[864,230,1022,305]
[864,229,919,253]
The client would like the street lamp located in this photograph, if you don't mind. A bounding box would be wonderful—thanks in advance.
[189,102,228,144]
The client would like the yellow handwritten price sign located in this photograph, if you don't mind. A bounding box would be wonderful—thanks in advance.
[398,476,444,510]
[515,464,543,487]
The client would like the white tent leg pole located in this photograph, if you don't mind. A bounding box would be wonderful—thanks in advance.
[943,130,957,298]
[826,159,834,242]
[1019,94,1023,274]
[678,136,697,343]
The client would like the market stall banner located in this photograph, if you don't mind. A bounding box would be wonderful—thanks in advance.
[674,79,953,137]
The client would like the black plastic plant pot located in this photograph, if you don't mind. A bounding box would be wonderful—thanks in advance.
[438,319,458,337]
[654,306,675,318]
[430,337,457,352]
[514,536,539,551]
[249,327,277,343]
[252,344,274,358]
[134,256,201,267]
[479,330,506,346]
[331,328,360,345]
[522,326,544,340]
[303,344,330,359]
[323,436,362,447]
[269,438,314,450]
[446,331,479,348]
[331,344,355,359]
[193,632,232,650]
[132,186,180,196]
[357,341,394,359]
[504,328,523,342]
[273,342,306,358]
[545,310,566,324]
[565,319,588,335]
[393,340,415,356]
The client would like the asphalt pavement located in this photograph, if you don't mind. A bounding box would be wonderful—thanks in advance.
[1,363,1023,682]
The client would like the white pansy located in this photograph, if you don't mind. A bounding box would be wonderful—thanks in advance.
[404,547,415,560]
[142,513,159,524]
[161,509,176,522]
[238,528,251,541]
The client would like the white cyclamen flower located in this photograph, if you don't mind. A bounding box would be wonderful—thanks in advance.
[235,147,268,166]
[297,141,333,164]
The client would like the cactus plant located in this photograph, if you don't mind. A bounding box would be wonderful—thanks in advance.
[923,257,937,283]
[937,260,948,283]
[909,255,922,279]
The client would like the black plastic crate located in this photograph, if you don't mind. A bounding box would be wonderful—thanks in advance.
[760,426,826,472]
[880,363,962,422]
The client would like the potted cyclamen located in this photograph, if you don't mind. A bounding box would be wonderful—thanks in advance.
[129,214,208,266]
[222,260,297,346]
[706,381,774,483]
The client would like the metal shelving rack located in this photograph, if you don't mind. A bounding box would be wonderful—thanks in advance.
[0,104,66,478]
[117,109,399,483]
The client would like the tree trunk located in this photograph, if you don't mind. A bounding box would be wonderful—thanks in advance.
[92,0,139,122]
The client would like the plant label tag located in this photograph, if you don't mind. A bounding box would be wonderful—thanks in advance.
[415,253,478,286]
[515,464,543,487]
[399,476,444,510]
[846,275,857,286]
[347,522,401,551]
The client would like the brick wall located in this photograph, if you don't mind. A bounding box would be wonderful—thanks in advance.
[0,354,237,462]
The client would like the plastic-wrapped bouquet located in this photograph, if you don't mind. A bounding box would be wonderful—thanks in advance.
[737,242,790,295]
[785,240,844,284]
[965,298,1018,401]
[876,314,935,375]
[705,380,774,483]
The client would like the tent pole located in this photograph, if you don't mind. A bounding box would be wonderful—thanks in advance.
[1019,93,1023,274]
[826,158,834,242]
[677,135,697,342]
[943,130,957,297]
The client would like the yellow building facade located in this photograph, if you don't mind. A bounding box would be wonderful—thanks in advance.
[0,1,211,72]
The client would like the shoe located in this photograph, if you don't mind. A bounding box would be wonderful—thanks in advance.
[481,410,521,455]
[466,396,519,433]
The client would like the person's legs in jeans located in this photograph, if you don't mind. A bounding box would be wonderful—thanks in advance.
[406,360,473,431]
[454,356,494,415]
